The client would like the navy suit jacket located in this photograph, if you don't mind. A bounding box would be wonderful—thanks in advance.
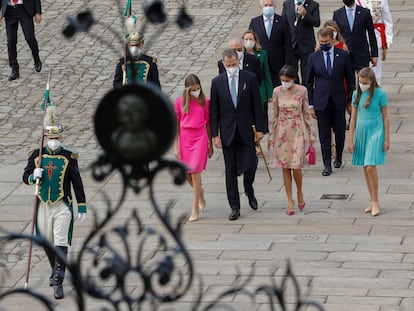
[282,0,320,55]
[249,14,293,85]
[306,47,355,111]
[218,52,262,85]
[333,5,378,70]
[210,70,264,147]
[1,0,41,17]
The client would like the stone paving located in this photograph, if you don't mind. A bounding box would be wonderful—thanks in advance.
[0,0,414,310]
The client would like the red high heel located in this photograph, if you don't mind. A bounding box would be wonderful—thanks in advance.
[298,203,305,211]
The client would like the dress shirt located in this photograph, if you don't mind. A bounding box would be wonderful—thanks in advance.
[227,70,239,97]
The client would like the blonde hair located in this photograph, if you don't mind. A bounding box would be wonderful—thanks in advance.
[182,74,206,114]
[354,67,379,109]
[242,29,263,51]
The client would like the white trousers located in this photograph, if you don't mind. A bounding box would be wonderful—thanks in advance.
[371,48,383,85]
[36,202,72,247]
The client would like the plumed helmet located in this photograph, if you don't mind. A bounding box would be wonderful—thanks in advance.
[124,15,142,43]
[43,106,64,138]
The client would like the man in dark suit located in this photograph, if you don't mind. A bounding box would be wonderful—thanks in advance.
[249,0,293,87]
[282,0,320,84]
[210,49,265,221]
[306,27,355,176]
[333,0,378,72]
[218,36,262,86]
[1,0,42,80]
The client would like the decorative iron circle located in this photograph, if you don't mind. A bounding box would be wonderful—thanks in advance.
[95,83,176,164]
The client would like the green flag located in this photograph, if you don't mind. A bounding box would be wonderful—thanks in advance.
[124,0,132,16]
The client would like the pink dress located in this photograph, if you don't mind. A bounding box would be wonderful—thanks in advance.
[174,97,210,173]
[268,84,315,169]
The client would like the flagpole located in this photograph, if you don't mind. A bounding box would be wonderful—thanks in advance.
[24,70,52,288]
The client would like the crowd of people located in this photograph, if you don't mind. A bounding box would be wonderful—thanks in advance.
[16,0,393,299]
[172,0,393,222]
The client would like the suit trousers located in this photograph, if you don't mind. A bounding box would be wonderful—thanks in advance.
[222,130,257,211]
[5,5,40,67]
[315,97,346,167]
[292,50,310,85]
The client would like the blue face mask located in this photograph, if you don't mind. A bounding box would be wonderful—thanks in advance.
[263,6,275,18]
[320,43,331,52]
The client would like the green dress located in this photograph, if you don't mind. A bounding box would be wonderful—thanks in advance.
[254,50,273,104]
[351,87,387,166]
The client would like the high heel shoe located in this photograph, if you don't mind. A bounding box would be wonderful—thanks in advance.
[188,216,199,222]
[287,200,295,216]
[371,203,380,217]
[298,202,305,211]
[364,202,373,213]
[198,188,206,211]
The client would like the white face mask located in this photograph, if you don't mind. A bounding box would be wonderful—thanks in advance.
[226,67,238,76]
[129,46,142,57]
[359,83,371,92]
[236,50,244,60]
[244,40,255,50]
[47,139,61,151]
[190,89,201,98]
[281,81,293,90]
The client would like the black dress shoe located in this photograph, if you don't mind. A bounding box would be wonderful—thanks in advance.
[8,68,19,81]
[247,195,258,210]
[35,61,42,72]
[334,159,342,168]
[322,166,332,176]
[229,210,240,221]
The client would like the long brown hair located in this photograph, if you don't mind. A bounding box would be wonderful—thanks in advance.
[182,74,206,114]
[354,67,379,109]
[323,20,346,45]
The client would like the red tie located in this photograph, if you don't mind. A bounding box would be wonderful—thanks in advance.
[13,0,19,4]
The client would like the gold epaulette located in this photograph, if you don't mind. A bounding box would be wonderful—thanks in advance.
[71,152,79,160]
[27,148,36,157]
[153,57,158,64]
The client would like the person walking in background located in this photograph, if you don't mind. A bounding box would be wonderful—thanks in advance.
[281,0,320,85]
[333,0,378,73]
[218,36,262,86]
[306,27,355,176]
[249,0,293,87]
[356,0,393,84]
[243,29,273,133]
[113,32,161,88]
[210,49,265,221]
[1,0,43,80]
[174,74,213,222]
[268,65,315,215]
[323,20,349,52]
[348,67,389,216]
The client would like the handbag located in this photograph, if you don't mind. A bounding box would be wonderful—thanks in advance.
[306,144,316,165]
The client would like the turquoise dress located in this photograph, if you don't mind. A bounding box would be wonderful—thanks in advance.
[351,87,388,166]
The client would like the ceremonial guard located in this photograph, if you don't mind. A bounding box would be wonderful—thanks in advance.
[356,0,393,84]
[113,31,161,88]
[22,106,87,299]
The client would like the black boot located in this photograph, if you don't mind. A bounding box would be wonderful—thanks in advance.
[8,66,19,81]
[53,246,68,299]
[44,247,55,287]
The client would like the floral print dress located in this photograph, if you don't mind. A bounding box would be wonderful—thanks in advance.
[268,84,315,169]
